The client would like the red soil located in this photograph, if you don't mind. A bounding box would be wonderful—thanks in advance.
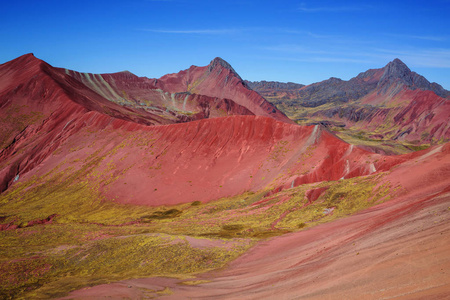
[62,143,450,299]
[0,54,444,207]
[305,186,329,203]
[2,54,450,299]
[0,54,281,195]
[360,88,450,142]
[153,57,293,124]
[5,112,411,206]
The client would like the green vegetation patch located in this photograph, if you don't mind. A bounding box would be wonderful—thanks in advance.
[140,209,183,220]
[0,230,249,299]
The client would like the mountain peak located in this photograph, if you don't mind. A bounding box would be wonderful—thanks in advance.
[15,53,41,63]
[6,53,38,63]
[378,58,413,92]
[208,57,238,73]
[20,53,36,58]
[382,58,411,78]
[377,58,449,97]
[391,58,406,66]
[207,57,243,82]
[1,53,44,74]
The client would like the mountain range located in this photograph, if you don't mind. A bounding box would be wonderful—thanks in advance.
[248,58,450,154]
[0,54,449,299]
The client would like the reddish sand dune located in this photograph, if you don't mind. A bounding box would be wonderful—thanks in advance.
[62,143,450,299]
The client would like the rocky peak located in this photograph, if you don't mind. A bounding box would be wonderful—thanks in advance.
[207,57,244,82]
[0,53,45,76]
[327,77,343,84]
[4,53,40,66]
[110,70,139,80]
[208,57,233,71]
[380,58,412,82]
[377,58,449,97]
[245,80,305,91]
[20,53,36,59]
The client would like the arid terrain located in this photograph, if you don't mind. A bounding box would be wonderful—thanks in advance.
[0,54,449,299]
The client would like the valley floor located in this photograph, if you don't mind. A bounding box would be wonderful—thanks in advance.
[62,186,450,299]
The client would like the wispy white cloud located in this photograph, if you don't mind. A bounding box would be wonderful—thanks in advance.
[139,28,239,34]
[275,29,339,39]
[288,57,372,64]
[386,33,447,42]
[263,44,332,55]
[298,4,373,12]
[263,42,450,68]
[140,27,361,41]
[141,27,321,36]
[261,44,374,64]
[371,48,450,68]
[262,42,379,58]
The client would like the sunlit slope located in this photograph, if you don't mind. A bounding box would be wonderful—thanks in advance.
[251,59,450,153]
[2,113,407,206]
[61,142,450,299]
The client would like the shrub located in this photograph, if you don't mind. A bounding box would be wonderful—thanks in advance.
[141,209,182,220]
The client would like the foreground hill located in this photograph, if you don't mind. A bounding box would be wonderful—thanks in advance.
[251,59,450,153]
[0,112,404,206]
[63,142,450,299]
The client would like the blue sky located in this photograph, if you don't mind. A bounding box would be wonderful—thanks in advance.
[1,0,450,89]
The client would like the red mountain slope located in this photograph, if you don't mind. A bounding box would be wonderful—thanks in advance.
[1,54,450,299]
[0,54,281,193]
[62,141,450,299]
[347,88,450,142]
[152,57,293,124]
[64,68,254,124]
[0,53,173,192]
[1,109,403,205]
[0,54,430,205]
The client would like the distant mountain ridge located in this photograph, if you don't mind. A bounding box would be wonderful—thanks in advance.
[245,80,305,91]
[249,59,449,109]
[376,59,449,97]
[248,59,450,147]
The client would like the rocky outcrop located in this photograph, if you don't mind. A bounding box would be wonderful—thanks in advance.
[252,59,448,108]
[245,80,305,94]
[377,59,449,97]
